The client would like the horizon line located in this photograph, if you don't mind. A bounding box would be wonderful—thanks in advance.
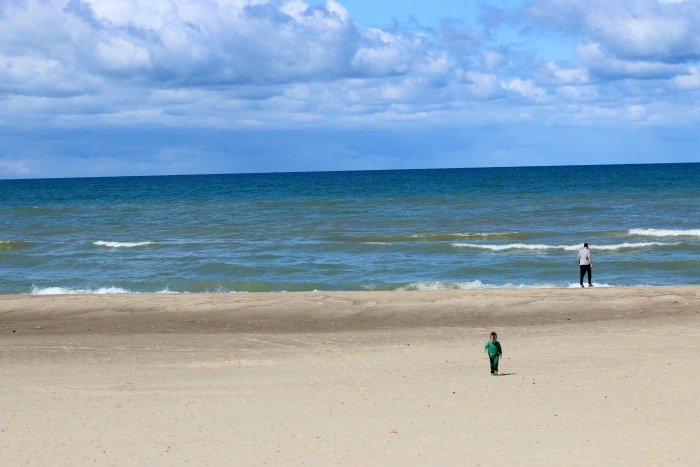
[1,161,697,182]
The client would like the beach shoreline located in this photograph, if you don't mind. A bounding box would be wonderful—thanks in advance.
[1,286,697,334]
[2,286,698,465]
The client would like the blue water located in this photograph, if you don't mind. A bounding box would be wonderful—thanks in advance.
[1,164,698,294]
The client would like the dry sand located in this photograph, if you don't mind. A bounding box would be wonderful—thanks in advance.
[1,287,698,465]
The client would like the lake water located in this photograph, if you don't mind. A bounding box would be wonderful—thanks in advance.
[1,163,698,294]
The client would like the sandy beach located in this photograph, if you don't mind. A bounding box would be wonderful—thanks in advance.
[1,287,698,465]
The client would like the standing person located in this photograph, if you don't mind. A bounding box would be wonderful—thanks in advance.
[578,242,593,287]
[484,331,502,376]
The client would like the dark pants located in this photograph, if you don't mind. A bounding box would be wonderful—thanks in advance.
[489,354,500,374]
[580,264,592,286]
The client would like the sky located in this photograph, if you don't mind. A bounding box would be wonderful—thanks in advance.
[0,0,699,179]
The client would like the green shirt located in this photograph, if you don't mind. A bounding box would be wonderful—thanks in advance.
[485,341,502,357]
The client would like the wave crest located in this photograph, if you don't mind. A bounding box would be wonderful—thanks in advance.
[31,285,133,295]
[333,232,528,243]
[93,241,155,248]
[629,228,700,237]
[30,285,178,294]
[452,242,678,251]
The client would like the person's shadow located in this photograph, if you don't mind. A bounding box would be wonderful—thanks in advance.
[496,373,516,376]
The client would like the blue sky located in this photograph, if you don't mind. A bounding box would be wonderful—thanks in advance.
[339,1,483,27]
[1,0,699,178]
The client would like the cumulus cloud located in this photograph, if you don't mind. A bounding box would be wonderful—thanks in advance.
[501,77,546,100]
[577,42,690,80]
[543,62,588,84]
[465,71,499,99]
[0,0,487,127]
[0,0,464,87]
[674,67,700,89]
[0,0,698,178]
[95,38,152,72]
[525,0,700,79]
[0,1,695,112]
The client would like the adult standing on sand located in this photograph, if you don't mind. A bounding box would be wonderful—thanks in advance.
[578,243,593,288]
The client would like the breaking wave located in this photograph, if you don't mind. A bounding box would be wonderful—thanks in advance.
[93,241,155,248]
[452,242,678,251]
[629,228,700,237]
[30,285,179,295]
[30,286,134,295]
[332,232,529,243]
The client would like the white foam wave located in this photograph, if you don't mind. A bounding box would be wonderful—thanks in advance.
[398,280,613,291]
[629,228,700,237]
[452,242,677,251]
[93,241,155,248]
[30,285,180,295]
[31,285,133,295]
[409,232,523,239]
[593,242,678,250]
[452,242,565,251]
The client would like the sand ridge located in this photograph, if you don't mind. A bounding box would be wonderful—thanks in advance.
[0,286,696,334]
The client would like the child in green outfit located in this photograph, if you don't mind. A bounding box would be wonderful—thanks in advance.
[484,331,502,375]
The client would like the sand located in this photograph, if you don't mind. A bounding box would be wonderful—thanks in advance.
[1,287,698,465]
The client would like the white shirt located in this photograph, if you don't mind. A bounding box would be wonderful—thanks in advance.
[578,248,591,265]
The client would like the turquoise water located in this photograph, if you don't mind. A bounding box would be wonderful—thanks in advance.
[1,164,698,294]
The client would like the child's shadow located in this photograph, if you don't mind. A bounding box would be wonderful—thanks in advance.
[496,373,516,376]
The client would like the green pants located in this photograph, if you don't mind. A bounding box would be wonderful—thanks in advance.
[489,354,500,374]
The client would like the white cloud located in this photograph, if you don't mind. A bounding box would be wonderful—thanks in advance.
[0,54,96,96]
[465,71,499,98]
[1,0,416,86]
[526,0,700,78]
[350,29,415,77]
[501,78,546,99]
[544,62,588,84]
[96,38,152,71]
[674,67,700,89]
[577,42,690,79]
[0,0,698,136]
[325,0,350,21]
[591,11,695,61]
[627,104,646,119]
